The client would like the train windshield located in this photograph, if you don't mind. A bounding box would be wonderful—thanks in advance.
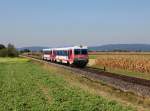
[74,49,88,55]
[82,49,88,54]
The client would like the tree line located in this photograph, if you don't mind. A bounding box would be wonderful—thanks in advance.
[0,44,19,57]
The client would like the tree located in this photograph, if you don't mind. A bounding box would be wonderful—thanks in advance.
[7,43,19,57]
[0,43,19,57]
[0,44,5,50]
[20,49,31,53]
[0,49,7,57]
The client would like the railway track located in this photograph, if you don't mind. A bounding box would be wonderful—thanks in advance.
[21,55,150,97]
[84,67,150,87]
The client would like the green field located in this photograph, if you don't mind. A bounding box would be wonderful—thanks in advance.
[0,58,135,111]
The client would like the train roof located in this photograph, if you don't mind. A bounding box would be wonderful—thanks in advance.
[43,46,88,51]
[43,48,52,51]
[54,46,88,50]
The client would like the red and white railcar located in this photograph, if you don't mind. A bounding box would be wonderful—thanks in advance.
[42,46,89,67]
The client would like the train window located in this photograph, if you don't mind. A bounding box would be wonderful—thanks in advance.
[74,49,88,55]
[74,49,80,55]
[81,49,88,54]
[63,50,68,56]
[58,51,60,55]
[64,51,68,56]
[56,51,59,55]
[60,51,62,55]
[56,50,69,56]
[58,50,68,56]
[62,50,65,56]
[58,50,62,55]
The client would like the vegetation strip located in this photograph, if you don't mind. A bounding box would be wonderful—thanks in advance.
[0,58,135,111]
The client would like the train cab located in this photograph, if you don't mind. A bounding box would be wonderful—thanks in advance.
[72,46,88,67]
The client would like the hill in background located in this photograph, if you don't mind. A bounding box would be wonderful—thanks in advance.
[18,46,50,52]
[89,44,150,52]
[18,44,150,52]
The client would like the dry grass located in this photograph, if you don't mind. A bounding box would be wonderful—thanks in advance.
[94,53,150,74]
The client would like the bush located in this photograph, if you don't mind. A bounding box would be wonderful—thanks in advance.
[0,43,19,57]
[0,44,5,50]
[7,44,19,57]
[0,48,8,57]
[20,49,31,53]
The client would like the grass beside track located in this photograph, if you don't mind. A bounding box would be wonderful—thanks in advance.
[0,58,135,111]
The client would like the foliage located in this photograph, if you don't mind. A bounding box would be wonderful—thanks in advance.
[20,49,31,53]
[0,58,29,63]
[0,44,5,49]
[7,43,19,57]
[0,43,18,57]
[0,48,8,57]
[0,58,135,111]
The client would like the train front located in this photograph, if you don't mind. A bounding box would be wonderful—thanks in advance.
[73,46,89,67]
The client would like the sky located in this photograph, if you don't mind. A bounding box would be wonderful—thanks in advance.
[0,0,150,48]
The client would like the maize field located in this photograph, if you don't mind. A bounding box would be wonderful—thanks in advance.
[95,53,150,74]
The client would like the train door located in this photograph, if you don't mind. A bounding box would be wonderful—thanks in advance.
[68,49,73,64]
[68,49,73,60]
[52,50,56,61]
